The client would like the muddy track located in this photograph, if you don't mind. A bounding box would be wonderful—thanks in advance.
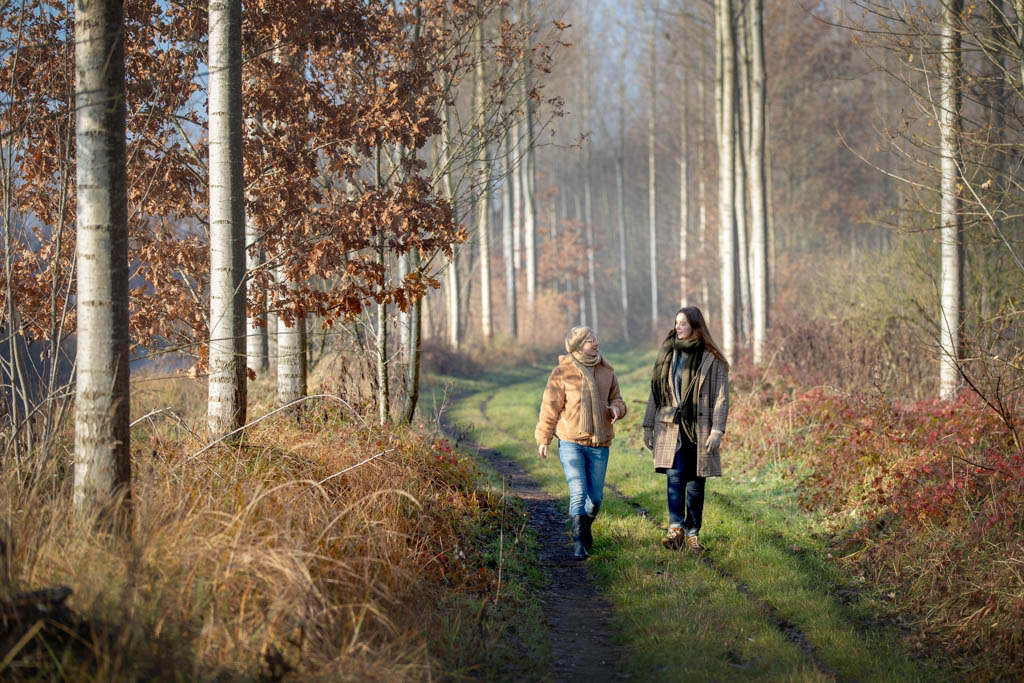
[466,390,840,681]
[446,392,631,682]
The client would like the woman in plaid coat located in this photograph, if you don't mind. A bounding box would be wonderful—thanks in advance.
[642,307,730,552]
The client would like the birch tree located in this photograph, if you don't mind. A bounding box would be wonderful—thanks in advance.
[616,31,630,343]
[207,0,247,437]
[748,0,769,365]
[583,36,598,332]
[73,0,131,519]
[678,7,690,308]
[502,123,518,336]
[716,0,738,363]
[476,20,493,340]
[938,0,964,399]
[648,3,659,334]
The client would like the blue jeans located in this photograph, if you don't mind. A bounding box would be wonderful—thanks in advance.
[557,440,609,516]
[666,441,705,535]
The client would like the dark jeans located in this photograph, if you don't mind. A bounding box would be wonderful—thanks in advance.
[665,440,705,535]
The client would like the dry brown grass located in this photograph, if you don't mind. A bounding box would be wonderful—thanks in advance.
[0,376,513,680]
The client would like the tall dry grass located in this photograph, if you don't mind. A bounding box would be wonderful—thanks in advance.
[1,378,508,680]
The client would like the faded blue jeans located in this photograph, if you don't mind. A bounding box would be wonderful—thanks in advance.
[557,440,609,516]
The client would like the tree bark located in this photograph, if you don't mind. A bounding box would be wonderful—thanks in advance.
[716,0,738,364]
[748,0,769,365]
[939,0,964,399]
[276,266,307,405]
[245,213,268,377]
[402,247,422,423]
[73,0,131,522]
[678,10,690,308]
[502,124,518,336]
[583,38,598,333]
[207,0,247,437]
[648,5,659,334]
[476,21,492,340]
[616,35,630,344]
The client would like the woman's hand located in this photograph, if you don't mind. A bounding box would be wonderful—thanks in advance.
[538,443,548,459]
[644,428,654,451]
[705,431,722,453]
[608,404,622,424]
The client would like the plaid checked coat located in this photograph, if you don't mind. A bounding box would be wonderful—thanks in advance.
[642,351,729,476]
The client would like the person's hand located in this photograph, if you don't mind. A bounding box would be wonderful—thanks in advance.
[643,428,654,451]
[538,443,548,459]
[609,404,622,424]
[705,431,722,453]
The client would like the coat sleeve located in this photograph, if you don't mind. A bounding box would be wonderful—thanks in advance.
[608,371,627,419]
[642,389,656,431]
[535,367,565,446]
[711,361,729,434]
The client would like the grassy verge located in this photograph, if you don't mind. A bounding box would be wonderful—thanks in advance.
[0,375,548,681]
[446,350,944,681]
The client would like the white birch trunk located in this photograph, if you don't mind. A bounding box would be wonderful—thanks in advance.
[748,0,769,365]
[245,213,268,376]
[502,125,518,336]
[648,7,659,333]
[717,0,737,364]
[679,33,690,308]
[207,0,247,437]
[73,0,131,517]
[939,0,964,399]
[522,0,537,310]
[476,22,492,340]
[736,9,752,343]
[276,266,307,405]
[698,16,710,310]
[583,41,598,333]
[439,106,459,349]
[616,38,630,344]
[511,116,523,274]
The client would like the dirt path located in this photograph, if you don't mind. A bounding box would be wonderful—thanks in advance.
[445,394,631,682]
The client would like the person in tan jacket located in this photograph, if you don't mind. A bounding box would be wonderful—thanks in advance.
[642,306,730,552]
[535,326,627,559]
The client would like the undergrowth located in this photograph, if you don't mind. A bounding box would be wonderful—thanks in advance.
[0,378,544,680]
[730,363,1024,678]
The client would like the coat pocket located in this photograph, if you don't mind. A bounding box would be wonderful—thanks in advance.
[656,405,677,423]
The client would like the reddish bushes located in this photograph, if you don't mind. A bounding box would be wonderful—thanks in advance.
[731,371,1024,674]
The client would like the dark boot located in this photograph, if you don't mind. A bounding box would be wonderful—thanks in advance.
[582,502,600,552]
[570,515,588,560]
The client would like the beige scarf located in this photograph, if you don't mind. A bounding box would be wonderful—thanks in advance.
[569,351,610,444]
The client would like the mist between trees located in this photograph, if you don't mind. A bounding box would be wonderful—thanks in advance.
[1,0,1023,520]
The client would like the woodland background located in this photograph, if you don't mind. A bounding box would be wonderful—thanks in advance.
[1,0,1023,679]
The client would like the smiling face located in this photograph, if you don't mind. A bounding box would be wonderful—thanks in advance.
[579,334,599,357]
[674,312,693,340]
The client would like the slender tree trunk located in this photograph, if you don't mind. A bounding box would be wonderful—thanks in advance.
[648,5,659,334]
[73,0,131,521]
[402,246,422,423]
[276,266,307,405]
[616,37,630,343]
[698,11,710,311]
[748,0,769,365]
[583,40,598,333]
[207,0,247,438]
[440,105,460,349]
[245,213,268,377]
[678,13,690,308]
[511,116,523,274]
[476,21,492,340]
[939,0,964,399]
[502,124,518,336]
[521,0,537,311]
[717,0,738,363]
[735,6,752,343]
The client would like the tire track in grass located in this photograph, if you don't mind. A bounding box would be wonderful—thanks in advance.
[446,390,631,682]
[602,482,840,681]
[472,386,836,681]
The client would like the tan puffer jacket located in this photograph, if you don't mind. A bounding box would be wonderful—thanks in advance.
[534,355,627,448]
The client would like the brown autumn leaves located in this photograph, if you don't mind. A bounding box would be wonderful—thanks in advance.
[2,0,555,368]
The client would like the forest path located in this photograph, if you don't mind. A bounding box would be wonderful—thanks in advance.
[443,391,630,681]
[442,352,941,681]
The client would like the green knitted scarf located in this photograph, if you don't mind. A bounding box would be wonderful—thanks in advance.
[650,336,703,410]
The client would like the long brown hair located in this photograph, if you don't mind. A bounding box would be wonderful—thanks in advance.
[665,306,729,369]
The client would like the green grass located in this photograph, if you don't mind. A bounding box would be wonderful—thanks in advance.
[439,350,945,681]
